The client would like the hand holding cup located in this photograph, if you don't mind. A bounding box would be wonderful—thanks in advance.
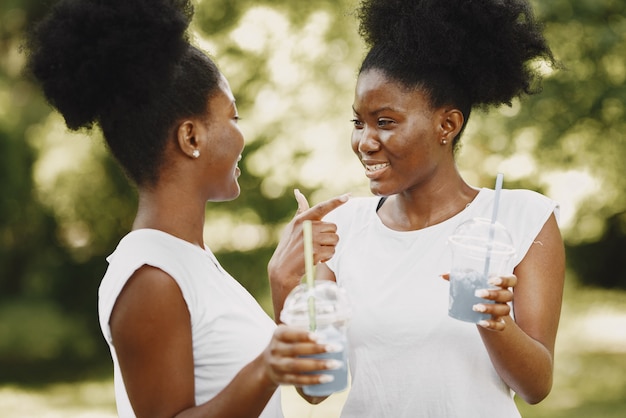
[472,274,518,330]
[261,324,344,387]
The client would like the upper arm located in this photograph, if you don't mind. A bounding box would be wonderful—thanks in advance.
[110,265,195,418]
[512,213,565,355]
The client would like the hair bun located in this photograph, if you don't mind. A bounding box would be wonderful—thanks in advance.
[357,0,555,107]
[26,0,194,130]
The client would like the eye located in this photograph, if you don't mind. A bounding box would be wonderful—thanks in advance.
[233,114,241,122]
[351,118,364,129]
[377,118,394,128]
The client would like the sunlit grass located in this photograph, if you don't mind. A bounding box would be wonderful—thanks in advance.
[1,283,625,418]
[0,380,116,418]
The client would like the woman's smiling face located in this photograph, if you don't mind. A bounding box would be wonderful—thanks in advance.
[198,73,245,202]
[351,69,451,197]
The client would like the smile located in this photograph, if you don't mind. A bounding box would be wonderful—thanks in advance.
[365,163,390,172]
[363,162,390,180]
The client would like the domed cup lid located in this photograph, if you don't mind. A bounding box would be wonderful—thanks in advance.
[281,280,351,328]
[448,217,515,256]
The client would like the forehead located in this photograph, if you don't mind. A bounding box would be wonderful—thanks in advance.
[207,73,235,112]
[218,73,235,102]
[354,69,431,112]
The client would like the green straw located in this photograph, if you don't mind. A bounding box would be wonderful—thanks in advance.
[303,220,316,331]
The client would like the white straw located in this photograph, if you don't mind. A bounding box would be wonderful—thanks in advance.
[483,173,504,280]
[490,173,504,225]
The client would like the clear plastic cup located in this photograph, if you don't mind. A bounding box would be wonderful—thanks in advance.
[280,280,351,396]
[448,218,515,323]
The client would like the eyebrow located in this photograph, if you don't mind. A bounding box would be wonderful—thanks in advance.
[352,105,401,115]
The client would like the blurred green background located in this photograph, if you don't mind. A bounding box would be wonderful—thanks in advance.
[0,0,624,416]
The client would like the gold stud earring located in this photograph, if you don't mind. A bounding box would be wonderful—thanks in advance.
[192,149,200,158]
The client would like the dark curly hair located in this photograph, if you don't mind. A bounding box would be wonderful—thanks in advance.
[24,0,221,187]
[356,0,557,145]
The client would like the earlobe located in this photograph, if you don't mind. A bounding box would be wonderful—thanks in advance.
[177,120,201,159]
[439,108,464,145]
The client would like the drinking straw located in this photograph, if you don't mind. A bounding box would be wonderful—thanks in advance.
[303,220,317,331]
[482,173,504,280]
[490,173,504,227]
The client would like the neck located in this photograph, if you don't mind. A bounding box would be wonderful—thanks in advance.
[133,185,206,248]
[380,176,478,231]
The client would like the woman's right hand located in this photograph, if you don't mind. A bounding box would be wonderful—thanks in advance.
[262,324,341,387]
[268,190,349,322]
[268,190,348,283]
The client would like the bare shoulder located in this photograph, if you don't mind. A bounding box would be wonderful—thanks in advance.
[513,213,564,345]
[110,265,190,342]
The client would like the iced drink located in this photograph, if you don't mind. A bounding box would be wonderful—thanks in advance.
[448,218,515,323]
[301,323,348,396]
[281,280,351,396]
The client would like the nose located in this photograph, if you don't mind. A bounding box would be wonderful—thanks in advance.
[353,126,380,155]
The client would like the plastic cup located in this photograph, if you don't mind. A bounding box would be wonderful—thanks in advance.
[280,280,351,396]
[448,218,515,323]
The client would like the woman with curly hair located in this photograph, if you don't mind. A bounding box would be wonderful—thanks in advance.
[271,0,565,416]
[24,0,348,416]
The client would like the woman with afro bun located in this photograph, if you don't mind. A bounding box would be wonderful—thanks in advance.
[25,0,350,416]
[271,0,565,416]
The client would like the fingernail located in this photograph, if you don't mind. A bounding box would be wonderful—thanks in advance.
[488,277,502,286]
[318,374,335,383]
[478,320,490,328]
[325,360,344,369]
[474,289,489,298]
[473,304,487,312]
[308,332,320,342]
[325,343,343,353]
[339,193,351,202]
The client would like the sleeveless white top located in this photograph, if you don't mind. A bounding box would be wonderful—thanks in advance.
[325,188,558,418]
[98,229,283,418]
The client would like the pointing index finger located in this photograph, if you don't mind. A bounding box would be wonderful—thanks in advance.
[301,193,350,221]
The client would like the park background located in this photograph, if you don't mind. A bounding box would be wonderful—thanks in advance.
[0,0,625,416]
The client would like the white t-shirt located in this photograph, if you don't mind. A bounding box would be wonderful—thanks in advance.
[325,188,558,418]
[98,229,283,418]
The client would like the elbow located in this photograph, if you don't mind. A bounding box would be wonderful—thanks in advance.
[521,392,549,406]
[517,378,553,405]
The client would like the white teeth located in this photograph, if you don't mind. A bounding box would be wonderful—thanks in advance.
[366,163,389,171]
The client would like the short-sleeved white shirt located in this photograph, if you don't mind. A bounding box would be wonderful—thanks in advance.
[325,188,558,418]
[98,229,283,418]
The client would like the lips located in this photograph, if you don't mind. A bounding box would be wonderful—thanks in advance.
[235,154,242,177]
[363,161,390,179]
[365,162,390,171]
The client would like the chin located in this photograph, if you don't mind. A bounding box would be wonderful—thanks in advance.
[369,182,390,197]
[369,179,403,197]
[207,185,241,202]
[223,189,241,202]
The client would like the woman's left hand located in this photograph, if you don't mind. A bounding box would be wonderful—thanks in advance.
[441,273,518,331]
[472,275,517,331]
